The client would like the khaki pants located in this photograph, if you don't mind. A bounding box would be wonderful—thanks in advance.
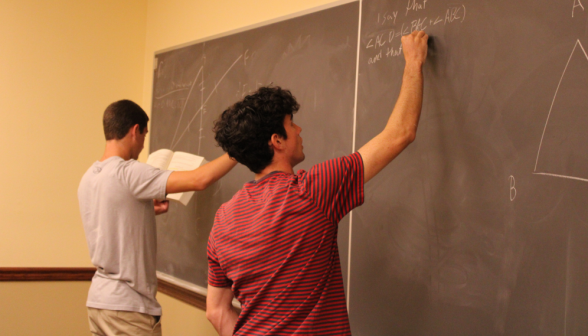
[88,308,162,336]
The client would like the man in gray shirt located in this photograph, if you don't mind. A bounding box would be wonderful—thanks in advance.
[78,100,236,336]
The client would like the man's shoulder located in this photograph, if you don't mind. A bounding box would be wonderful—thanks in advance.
[221,187,249,209]
[109,158,163,179]
[78,157,148,190]
[86,156,127,172]
[304,152,363,174]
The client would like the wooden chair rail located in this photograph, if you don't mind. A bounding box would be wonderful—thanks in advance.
[0,267,206,310]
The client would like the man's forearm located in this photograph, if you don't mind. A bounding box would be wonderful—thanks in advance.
[383,60,424,146]
[166,153,237,193]
[194,153,237,190]
[208,306,239,336]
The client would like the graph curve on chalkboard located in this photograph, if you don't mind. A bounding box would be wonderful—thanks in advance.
[534,39,588,183]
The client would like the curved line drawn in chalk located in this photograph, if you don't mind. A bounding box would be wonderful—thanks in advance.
[171,55,243,150]
[170,66,203,148]
[154,88,190,100]
[198,51,206,155]
[533,39,588,183]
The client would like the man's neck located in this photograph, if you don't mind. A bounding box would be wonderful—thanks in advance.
[101,140,132,162]
[255,160,294,180]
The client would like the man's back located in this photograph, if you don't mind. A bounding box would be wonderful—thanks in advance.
[78,156,171,315]
[206,32,427,334]
[208,153,364,335]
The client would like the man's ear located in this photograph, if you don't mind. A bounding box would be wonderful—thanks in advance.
[269,133,284,150]
[130,124,141,138]
[123,124,140,141]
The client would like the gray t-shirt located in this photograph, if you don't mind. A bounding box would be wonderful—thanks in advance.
[78,156,172,316]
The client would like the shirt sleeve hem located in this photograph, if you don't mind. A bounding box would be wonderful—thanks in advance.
[207,282,233,288]
[158,170,174,200]
[354,151,366,206]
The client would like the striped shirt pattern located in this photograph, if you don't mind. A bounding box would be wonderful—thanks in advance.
[208,152,364,335]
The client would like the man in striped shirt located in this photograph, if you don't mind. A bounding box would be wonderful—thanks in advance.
[206,30,428,335]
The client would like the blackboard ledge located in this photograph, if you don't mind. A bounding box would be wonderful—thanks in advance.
[156,271,241,311]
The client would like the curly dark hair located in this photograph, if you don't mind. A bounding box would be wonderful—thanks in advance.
[213,86,300,173]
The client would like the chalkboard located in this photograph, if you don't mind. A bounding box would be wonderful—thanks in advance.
[350,0,588,335]
[150,0,359,297]
[151,0,588,334]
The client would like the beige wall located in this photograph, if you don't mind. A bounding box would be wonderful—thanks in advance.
[0,1,147,334]
[1,0,344,335]
[0,0,148,267]
[0,282,216,336]
[159,293,218,336]
[0,282,92,336]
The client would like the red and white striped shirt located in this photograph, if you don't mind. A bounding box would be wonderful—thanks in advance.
[208,153,364,335]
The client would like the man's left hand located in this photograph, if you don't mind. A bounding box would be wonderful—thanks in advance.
[154,200,169,215]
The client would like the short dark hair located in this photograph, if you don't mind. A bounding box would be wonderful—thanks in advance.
[213,86,300,173]
[103,100,149,140]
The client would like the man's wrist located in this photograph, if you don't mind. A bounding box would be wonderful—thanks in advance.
[404,60,424,72]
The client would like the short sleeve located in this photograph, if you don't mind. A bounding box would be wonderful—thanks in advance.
[299,152,364,224]
[207,209,232,288]
[116,160,172,200]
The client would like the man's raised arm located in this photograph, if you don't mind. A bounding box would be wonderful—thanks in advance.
[358,30,428,183]
[166,153,237,193]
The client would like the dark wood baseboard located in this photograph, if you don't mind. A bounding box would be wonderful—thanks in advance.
[0,267,206,310]
[0,267,95,281]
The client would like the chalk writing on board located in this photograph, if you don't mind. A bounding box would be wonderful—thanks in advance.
[236,81,264,98]
[152,59,195,99]
[154,87,190,100]
[573,0,584,17]
[282,35,311,59]
[366,2,466,65]
[169,66,203,148]
[377,11,399,25]
[197,53,207,155]
[509,176,516,201]
[406,0,428,15]
[170,55,243,149]
[534,39,588,183]
[243,49,257,65]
